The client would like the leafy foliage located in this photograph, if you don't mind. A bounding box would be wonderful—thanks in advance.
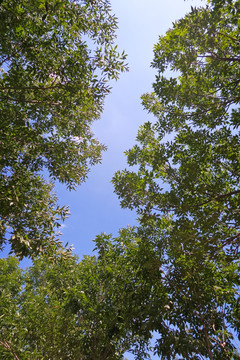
[0,0,127,257]
[0,248,152,360]
[1,0,240,359]
[111,0,240,358]
[96,225,240,359]
[1,228,240,359]
[113,0,240,259]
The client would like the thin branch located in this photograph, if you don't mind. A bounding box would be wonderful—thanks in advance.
[0,84,64,91]
[196,189,240,208]
[221,232,240,247]
[197,54,240,62]
[0,339,21,360]
[197,308,213,360]
[209,334,230,359]
[102,343,111,360]
[217,31,240,44]
[0,95,61,106]
[0,56,11,67]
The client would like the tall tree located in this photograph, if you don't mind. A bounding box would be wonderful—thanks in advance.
[113,0,240,260]
[111,0,240,358]
[0,0,127,257]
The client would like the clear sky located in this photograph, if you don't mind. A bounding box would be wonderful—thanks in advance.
[55,0,206,259]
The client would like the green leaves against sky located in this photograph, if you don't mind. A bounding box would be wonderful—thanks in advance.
[1,0,240,359]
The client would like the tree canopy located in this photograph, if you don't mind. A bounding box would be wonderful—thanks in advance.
[1,0,240,359]
[1,225,240,359]
[0,248,152,360]
[0,0,127,257]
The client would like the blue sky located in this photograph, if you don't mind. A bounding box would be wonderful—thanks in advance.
[56,0,206,259]
[57,3,206,357]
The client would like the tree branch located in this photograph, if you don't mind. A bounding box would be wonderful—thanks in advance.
[0,339,21,360]
[197,54,240,62]
[0,95,61,106]
[195,189,240,208]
